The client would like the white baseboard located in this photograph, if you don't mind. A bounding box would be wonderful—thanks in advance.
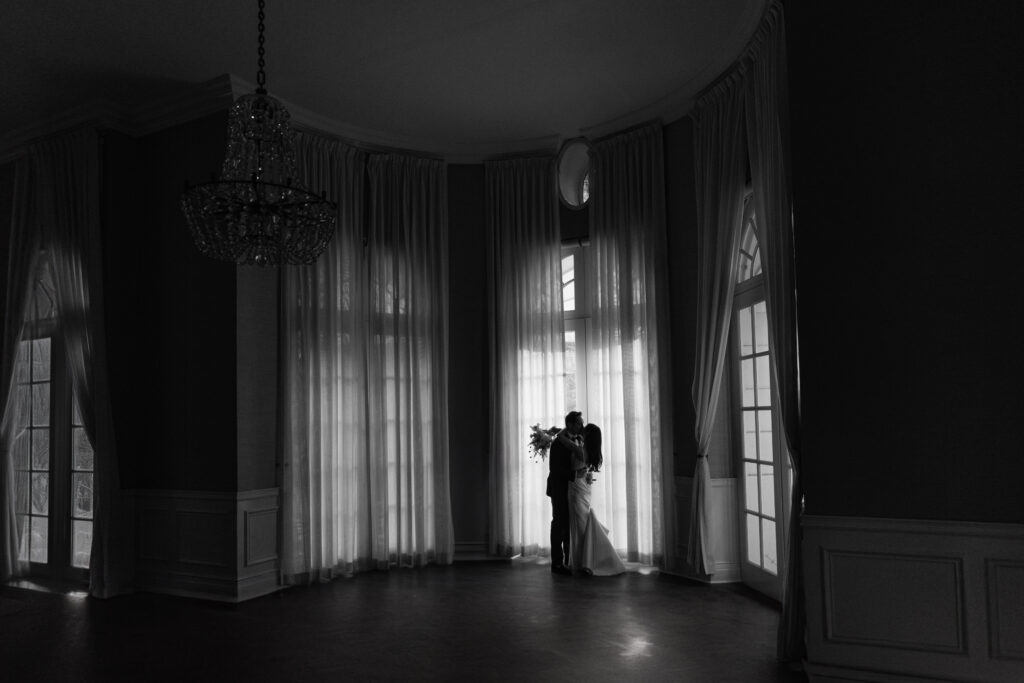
[454,541,492,561]
[672,476,741,583]
[803,515,1024,683]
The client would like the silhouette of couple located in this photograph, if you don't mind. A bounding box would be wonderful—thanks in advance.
[546,411,625,576]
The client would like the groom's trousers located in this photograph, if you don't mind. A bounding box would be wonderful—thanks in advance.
[550,488,571,567]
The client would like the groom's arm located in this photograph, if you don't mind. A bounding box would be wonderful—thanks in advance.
[555,431,584,459]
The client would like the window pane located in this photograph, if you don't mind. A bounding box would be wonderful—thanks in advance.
[742,411,757,460]
[758,409,773,462]
[72,520,92,569]
[562,281,576,311]
[13,432,29,471]
[31,430,49,471]
[15,472,29,514]
[744,462,758,512]
[17,515,29,562]
[746,514,760,566]
[31,473,48,515]
[738,306,752,356]
[762,518,778,575]
[738,221,760,283]
[73,395,83,427]
[564,330,577,410]
[737,254,752,283]
[741,359,755,407]
[30,516,48,563]
[756,355,771,406]
[32,384,50,427]
[16,384,30,429]
[32,338,51,381]
[561,254,575,284]
[562,253,576,312]
[759,464,775,517]
[73,473,93,519]
[753,302,769,353]
[15,341,30,383]
[73,428,94,471]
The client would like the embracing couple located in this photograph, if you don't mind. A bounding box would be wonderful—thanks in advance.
[546,410,625,577]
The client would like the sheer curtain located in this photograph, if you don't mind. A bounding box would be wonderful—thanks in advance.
[589,123,671,565]
[1,158,38,583]
[744,1,803,661]
[282,136,452,580]
[365,154,452,567]
[484,157,564,558]
[689,76,748,575]
[1,131,130,594]
[32,129,132,597]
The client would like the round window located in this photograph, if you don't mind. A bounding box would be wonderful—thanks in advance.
[556,138,592,210]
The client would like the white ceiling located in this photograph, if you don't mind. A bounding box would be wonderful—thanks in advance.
[2,0,766,158]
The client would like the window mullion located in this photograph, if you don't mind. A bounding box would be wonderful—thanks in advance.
[50,333,73,575]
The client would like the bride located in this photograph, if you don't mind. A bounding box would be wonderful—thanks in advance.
[557,424,625,576]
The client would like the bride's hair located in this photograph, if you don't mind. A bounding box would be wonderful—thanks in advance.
[583,424,603,472]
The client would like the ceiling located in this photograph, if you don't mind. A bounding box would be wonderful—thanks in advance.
[2,0,766,158]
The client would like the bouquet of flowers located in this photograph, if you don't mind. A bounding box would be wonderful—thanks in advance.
[528,424,560,462]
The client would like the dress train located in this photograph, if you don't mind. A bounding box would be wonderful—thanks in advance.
[568,477,625,576]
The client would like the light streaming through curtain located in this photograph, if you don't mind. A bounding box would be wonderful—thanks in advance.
[588,123,671,566]
[282,135,452,580]
[485,156,565,558]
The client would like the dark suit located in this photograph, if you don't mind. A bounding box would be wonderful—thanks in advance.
[546,436,572,568]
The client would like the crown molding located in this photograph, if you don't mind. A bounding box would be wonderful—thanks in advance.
[581,0,766,140]
[227,76,560,164]
[0,75,237,164]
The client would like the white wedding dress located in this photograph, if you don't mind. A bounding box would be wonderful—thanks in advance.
[568,468,625,576]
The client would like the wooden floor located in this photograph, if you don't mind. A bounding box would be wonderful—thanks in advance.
[1,559,806,682]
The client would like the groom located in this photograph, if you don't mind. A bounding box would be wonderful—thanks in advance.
[547,410,584,575]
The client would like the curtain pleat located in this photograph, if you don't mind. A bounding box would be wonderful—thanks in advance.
[485,156,564,558]
[282,136,452,580]
[589,123,670,566]
[29,130,132,597]
[690,76,748,575]
[366,154,452,568]
[0,158,38,583]
[744,1,804,662]
[282,134,370,579]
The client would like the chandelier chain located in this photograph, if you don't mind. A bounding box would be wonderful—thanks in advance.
[256,0,266,91]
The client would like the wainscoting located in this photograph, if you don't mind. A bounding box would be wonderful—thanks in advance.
[454,541,490,561]
[803,515,1024,682]
[134,488,280,602]
[667,476,741,582]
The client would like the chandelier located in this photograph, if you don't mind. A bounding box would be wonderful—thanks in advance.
[181,0,336,266]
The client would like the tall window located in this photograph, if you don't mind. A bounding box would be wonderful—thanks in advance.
[731,195,789,600]
[562,243,589,418]
[11,256,94,579]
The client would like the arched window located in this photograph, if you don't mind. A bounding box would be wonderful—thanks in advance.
[12,252,95,577]
[736,194,761,283]
[729,192,790,601]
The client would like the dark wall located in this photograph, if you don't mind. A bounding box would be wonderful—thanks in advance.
[787,1,1024,521]
[0,162,13,333]
[447,164,490,547]
[664,116,703,477]
[103,114,237,491]
[235,266,279,491]
[559,200,589,243]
